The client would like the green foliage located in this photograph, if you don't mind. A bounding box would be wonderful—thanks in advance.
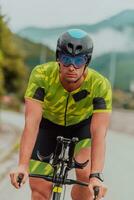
[0,65,5,96]
[13,34,55,70]
[0,10,55,111]
[0,13,28,102]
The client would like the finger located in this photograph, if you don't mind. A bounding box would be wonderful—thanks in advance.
[102,186,107,197]
[97,187,103,200]
[11,173,20,189]
[9,172,14,181]
[9,171,19,187]
[14,173,21,189]
[89,185,95,199]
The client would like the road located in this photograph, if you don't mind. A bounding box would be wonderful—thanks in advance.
[0,110,134,200]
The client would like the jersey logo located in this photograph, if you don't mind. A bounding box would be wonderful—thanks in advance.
[33,87,45,101]
[72,90,90,102]
[93,97,106,110]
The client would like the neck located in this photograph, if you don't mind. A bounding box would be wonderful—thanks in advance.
[60,68,88,92]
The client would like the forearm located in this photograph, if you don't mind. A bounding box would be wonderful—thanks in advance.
[90,113,110,173]
[18,125,39,167]
[91,134,106,173]
[18,99,42,168]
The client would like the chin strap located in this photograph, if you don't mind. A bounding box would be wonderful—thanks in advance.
[73,65,87,83]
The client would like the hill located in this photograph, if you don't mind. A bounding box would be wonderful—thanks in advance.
[16,9,134,91]
[13,34,55,69]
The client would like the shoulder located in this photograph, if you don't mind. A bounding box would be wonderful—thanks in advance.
[88,67,111,88]
[30,62,59,81]
[32,61,58,74]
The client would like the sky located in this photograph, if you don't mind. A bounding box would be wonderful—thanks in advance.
[0,0,134,31]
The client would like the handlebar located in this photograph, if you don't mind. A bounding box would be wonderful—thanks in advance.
[29,173,88,186]
[29,174,99,199]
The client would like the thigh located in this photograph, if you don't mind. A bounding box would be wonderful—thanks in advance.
[75,146,91,182]
[71,146,91,200]
[29,125,63,175]
[69,123,92,181]
[31,128,57,160]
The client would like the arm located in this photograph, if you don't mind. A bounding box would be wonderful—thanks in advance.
[10,99,42,188]
[19,98,43,167]
[89,112,111,199]
[90,112,111,173]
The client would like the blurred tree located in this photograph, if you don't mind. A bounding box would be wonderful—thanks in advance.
[0,11,28,100]
[0,14,5,96]
[0,64,5,96]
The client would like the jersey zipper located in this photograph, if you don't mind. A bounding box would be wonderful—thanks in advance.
[64,93,70,126]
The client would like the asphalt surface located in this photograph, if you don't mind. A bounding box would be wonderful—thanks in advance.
[0,110,134,200]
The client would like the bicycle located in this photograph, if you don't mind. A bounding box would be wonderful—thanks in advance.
[18,136,99,200]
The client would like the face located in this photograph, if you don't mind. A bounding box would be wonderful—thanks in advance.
[59,62,86,83]
[58,53,87,83]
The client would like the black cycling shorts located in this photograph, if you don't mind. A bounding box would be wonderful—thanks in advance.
[31,117,92,161]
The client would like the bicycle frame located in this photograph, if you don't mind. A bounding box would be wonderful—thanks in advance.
[29,136,99,200]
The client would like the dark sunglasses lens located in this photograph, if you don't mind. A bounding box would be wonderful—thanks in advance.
[74,57,86,67]
[60,55,72,66]
[59,54,87,68]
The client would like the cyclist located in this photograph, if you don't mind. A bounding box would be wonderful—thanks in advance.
[10,29,112,200]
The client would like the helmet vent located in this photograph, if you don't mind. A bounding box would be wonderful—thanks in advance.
[75,45,82,54]
[67,43,73,53]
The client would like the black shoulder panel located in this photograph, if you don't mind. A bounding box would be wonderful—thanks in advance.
[72,90,90,102]
[93,97,106,110]
[33,87,45,101]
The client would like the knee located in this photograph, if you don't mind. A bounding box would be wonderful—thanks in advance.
[29,177,52,200]
[32,190,48,200]
[71,185,78,200]
[71,185,91,200]
[71,169,90,200]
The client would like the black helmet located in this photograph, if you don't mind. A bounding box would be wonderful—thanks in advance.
[56,29,93,65]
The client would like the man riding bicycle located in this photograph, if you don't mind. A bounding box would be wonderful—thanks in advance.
[10,29,112,200]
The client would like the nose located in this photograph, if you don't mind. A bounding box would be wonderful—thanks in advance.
[68,64,75,71]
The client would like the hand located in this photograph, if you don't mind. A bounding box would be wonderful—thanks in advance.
[9,165,29,189]
[89,177,107,200]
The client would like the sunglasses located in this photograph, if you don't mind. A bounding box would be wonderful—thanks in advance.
[59,54,87,68]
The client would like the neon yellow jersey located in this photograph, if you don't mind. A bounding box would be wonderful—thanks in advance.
[25,62,112,126]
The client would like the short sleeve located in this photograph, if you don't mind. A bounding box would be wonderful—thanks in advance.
[24,66,45,103]
[93,78,112,113]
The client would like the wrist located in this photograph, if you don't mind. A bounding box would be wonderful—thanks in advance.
[18,163,29,170]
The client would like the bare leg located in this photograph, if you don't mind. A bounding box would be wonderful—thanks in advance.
[29,177,52,200]
[71,147,92,200]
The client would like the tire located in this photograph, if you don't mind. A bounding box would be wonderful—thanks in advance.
[52,192,61,200]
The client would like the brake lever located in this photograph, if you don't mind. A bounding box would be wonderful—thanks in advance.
[17,173,24,187]
[93,186,99,200]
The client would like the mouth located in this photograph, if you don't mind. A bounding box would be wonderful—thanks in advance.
[66,74,77,77]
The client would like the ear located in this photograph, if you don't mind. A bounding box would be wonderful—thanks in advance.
[57,60,60,65]
[58,62,61,72]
